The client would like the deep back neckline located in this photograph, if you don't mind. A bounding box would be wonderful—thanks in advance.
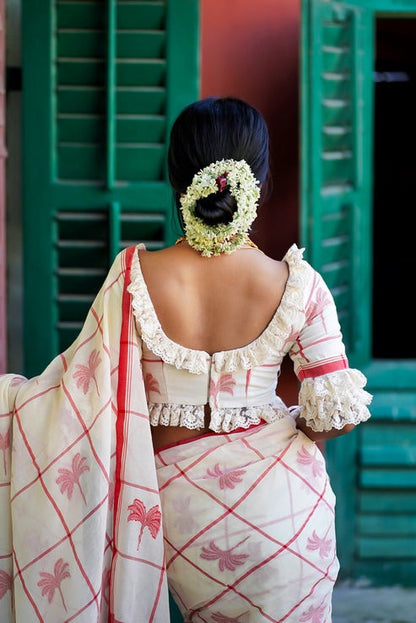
[127,243,308,374]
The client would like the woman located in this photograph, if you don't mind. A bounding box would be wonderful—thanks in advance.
[0,97,371,623]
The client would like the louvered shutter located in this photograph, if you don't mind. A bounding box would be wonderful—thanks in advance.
[358,373,416,583]
[302,0,416,586]
[22,0,199,376]
[301,0,373,361]
[301,0,373,577]
[354,2,416,586]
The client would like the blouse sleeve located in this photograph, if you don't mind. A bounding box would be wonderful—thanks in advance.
[288,269,372,432]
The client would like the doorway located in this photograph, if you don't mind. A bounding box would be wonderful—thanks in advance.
[372,17,416,359]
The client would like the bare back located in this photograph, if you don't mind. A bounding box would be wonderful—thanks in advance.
[138,240,289,449]
[138,241,289,355]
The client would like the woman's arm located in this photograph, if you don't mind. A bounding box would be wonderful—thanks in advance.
[288,266,372,437]
[295,416,355,442]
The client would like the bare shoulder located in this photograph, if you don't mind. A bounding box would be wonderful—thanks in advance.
[249,250,289,291]
[135,242,292,352]
[137,243,181,272]
[136,244,195,298]
[137,242,289,287]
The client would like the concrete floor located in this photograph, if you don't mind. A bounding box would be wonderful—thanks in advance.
[332,582,416,623]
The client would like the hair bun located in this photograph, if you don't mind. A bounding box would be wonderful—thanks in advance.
[194,189,237,226]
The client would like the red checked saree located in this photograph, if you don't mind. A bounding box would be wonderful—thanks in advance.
[155,419,340,622]
[0,244,371,622]
[0,247,169,622]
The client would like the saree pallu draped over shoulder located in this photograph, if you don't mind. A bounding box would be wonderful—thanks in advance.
[0,247,170,623]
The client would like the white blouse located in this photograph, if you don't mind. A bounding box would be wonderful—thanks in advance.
[127,244,372,433]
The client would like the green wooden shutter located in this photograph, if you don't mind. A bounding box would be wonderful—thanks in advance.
[301,0,373,362]
[301,0,373,576]
[357,370,416,584]
[302,0,416,586]
[353,2,416,586]
[22,0,199,376]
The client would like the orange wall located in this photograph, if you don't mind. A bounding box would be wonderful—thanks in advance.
[201,0,300,260]
[201,0,301,404]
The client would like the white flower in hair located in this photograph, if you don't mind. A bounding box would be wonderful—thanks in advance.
[179,159,261,257]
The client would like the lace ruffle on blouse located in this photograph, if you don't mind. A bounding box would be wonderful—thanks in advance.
[298,368,372,432]
[148,401,294,433]
[127,243,372,434]
[127,243,309,374]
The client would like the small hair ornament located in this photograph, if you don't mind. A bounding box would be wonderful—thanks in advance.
[179,159,261,257]
[216,172,228,193]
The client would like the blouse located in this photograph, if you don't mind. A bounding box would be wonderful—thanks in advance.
[127,244,371,433]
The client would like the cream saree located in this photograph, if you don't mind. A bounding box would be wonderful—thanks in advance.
[156,419,339,623]
[0,246,340,623]
[0,247,169,622]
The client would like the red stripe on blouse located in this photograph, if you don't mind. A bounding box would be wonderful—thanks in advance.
[297,357,348,380]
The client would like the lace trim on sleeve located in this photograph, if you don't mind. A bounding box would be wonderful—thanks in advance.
[298,368,372,432]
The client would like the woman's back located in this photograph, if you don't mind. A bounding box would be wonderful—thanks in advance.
[138,240,290,451]
[138,240,289,356]
[0,96,372,623]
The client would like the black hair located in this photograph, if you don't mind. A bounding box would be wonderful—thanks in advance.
[167,97,270,229]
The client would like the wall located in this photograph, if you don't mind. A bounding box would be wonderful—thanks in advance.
[4,0,301,391]
[201,0,300,403]
[5,0,22,373]
[0,0,6,372]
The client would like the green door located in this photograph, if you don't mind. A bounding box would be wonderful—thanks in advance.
[22,0,199,378]
[302,0,416,585]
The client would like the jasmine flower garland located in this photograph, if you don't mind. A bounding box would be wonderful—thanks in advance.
[179,159,261,257]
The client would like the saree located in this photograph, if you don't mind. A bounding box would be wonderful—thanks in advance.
[0,244,345,623]
[156,419,339,623]
[0,247,170,622]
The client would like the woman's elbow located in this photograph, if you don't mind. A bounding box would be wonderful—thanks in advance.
[296,417,356,441]
[340,423,355,435]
